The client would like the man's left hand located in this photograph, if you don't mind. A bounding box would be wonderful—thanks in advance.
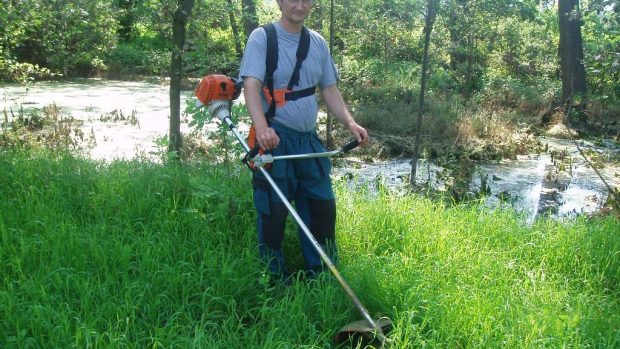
[348,121,369,146]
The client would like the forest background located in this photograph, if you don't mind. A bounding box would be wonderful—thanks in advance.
[2,0,619,159]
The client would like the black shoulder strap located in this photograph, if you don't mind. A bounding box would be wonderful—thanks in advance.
[263,24,311,118]
[263,23,278,118]
[289,26,310,90]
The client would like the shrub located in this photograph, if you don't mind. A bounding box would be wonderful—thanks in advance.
[0,58,56,82]
[477,75,559,114]
[106,32,173,77]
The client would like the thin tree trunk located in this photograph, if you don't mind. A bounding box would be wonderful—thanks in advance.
[118,0,136,41]
[226,0,243,57]
[311,0,323,34]
[384,22,388,75]
[558,0,587,102]
[383,0,389,75]
[411,0,438,187]
[325,0,335,149]
[448,4,461,72]
[448,0,474,97]
[465,33,474,98]
[169,0,195,159]
[242,0,258,39]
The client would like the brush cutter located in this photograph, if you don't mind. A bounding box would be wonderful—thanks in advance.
[195,75,392,347]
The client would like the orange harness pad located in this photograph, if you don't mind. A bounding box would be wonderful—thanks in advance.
[263,87,291,108]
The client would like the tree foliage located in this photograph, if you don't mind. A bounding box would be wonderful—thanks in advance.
[582,1,620,98]
[0,0,618,108]
[1,0,117,79]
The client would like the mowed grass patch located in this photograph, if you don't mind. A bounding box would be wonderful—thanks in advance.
[1,149,619,348]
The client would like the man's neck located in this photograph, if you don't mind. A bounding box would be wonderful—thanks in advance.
[278,17,304,33]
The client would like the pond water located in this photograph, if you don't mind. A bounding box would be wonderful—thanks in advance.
[1,79,196,160]
[2,79,619,221]
[336,138,620,222]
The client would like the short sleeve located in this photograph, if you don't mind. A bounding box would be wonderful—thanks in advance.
[239,27,267,83]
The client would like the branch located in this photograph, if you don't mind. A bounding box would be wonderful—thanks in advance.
[563,100,619,209]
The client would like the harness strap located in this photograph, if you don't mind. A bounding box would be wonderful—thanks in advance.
[286,86,316,100]
[262,86,316,108]
[289,26,310,90]
[263,23,278,119]
[262,23,315,118]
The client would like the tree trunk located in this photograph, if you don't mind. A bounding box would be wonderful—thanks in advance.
[226,0,243,57]
[411,0,438,187]
[310,0,323,34]
[447,0,475,97]
[382,0,389,75]
[169,0,195,159]
[447,5,462,72]
[118,0,136,41]
[464,33,474,98]
[242,0,258,39]
[325,0,335,149]
[558,0,587,101]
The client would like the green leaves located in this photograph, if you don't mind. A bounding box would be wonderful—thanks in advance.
[0,0,118,79]
[582,6,620,98]
[186,98,211,129]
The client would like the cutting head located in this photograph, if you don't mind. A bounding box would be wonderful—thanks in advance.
[335,317,393,348]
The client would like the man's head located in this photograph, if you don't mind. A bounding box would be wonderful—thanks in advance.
[276,0,314,27]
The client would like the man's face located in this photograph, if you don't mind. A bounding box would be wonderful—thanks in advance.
[278,0,313,25]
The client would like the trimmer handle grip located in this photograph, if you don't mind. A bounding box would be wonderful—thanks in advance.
[341,139,360,153]
[242,144,261,171]
[248,144,261,159]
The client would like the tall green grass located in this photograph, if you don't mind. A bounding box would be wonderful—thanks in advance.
[337,187,620,348]
[1,149,619,348]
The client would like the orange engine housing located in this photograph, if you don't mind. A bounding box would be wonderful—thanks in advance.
[195,75,238,105]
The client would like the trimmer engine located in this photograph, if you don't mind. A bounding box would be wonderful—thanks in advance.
[194,74,242,120]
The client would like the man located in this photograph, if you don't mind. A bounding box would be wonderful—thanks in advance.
[239,0,368,283]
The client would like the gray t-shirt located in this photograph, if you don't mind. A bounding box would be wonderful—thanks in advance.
[239,22,339,132]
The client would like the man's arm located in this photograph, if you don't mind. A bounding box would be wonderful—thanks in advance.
[320,84,369,146]
[244,76,279,150]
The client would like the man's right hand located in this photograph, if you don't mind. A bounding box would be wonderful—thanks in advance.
[255,125,280,150]
[244,76,280,150]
